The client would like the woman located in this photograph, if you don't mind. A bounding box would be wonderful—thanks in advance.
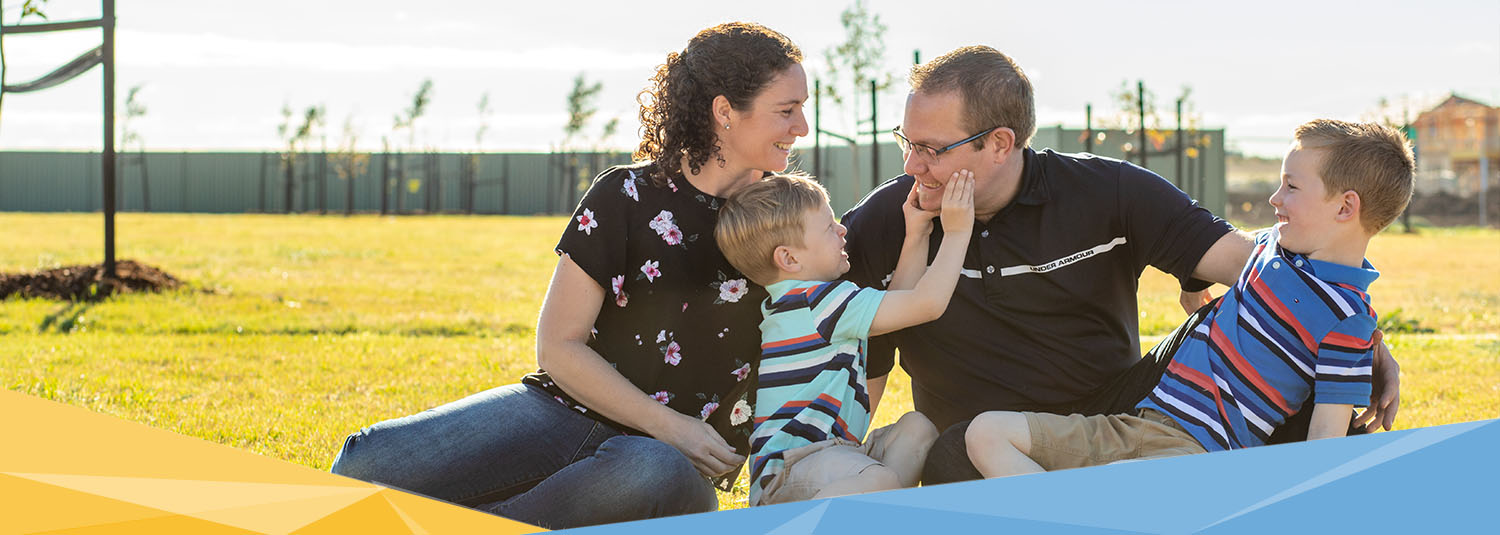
[330,22,809,529]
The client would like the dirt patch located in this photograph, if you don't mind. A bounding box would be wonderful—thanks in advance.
[0,260,183,301]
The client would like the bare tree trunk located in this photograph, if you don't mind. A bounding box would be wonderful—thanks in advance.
[318,151,328,215]
[258,152,267,213]
[395,152,405,214]
[139,151,151,213]
[345,161,355,217]
[283,155,294,214]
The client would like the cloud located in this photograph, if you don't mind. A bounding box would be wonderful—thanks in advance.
[112,30,665,73]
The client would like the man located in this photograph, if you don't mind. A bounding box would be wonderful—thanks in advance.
[840,45,1401,484]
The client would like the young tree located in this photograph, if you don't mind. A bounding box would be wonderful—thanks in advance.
[821,0,894,188]
[333,114,369,216]
[277,104,321,213]
[277,103,298,213]
[391,78,433,214]
[119,84,150,211]
[562,73,603,210]
[467,92,493,214]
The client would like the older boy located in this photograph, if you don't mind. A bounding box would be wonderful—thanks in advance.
[965,120,1414,477]
[715,171,973,505]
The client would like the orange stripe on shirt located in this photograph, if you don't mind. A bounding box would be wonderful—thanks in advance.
[1209,320,1292,414]
[1323,331,1374,350]
[762,333,822,350]
[1249,274,1317,353]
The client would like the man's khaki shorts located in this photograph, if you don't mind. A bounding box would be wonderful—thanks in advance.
[757,421,914,505]
[1023,409,1206,470]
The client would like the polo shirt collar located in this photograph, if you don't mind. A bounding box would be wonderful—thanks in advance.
[1298,255,1380,292]
[1013,147,1050,206]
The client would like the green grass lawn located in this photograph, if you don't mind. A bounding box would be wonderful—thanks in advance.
[3,213,1498,510]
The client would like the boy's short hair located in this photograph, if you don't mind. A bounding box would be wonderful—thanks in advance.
[1293,119,1416,234]
[909,45,1034,150]
[716,173,829,286]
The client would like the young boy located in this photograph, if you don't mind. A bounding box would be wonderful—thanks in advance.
[715,170,976,506]
[965,119,1415,478]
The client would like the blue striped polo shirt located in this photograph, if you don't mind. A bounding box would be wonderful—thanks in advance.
[1138,228,1379,452]
[748,279,884,506]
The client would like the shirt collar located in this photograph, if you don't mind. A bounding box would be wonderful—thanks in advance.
[1296,254,1380,292]
[1013,147,1051,206]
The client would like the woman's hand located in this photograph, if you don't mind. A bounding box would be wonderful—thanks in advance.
[654,412,745,477]
[539,255,742,476]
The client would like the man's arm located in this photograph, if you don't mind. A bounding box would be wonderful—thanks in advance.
[1354,333,1401,431]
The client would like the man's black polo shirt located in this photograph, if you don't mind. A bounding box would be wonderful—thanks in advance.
[841,148,1233,430]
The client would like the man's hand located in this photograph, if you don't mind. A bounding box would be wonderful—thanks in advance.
[1353,334,1400,431]
[1178,289,1213,315]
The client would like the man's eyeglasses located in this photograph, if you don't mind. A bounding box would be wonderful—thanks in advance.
[892,125,1000,160]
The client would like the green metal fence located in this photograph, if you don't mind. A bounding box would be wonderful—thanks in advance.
[0,131,1224,216]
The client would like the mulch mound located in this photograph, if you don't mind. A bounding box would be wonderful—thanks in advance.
[0,260,183,301]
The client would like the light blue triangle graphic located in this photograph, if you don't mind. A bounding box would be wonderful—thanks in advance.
[764,501,829,535]
[558,419,1500,533]
[1199,419,1490,530]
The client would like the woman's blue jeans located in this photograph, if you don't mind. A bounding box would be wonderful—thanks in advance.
[330,383,717,529]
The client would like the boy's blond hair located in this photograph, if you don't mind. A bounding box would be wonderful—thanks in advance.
[1293,119,1415,234]
[716,173,829,286]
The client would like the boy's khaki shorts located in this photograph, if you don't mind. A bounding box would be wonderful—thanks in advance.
[1023,409,1206,470]
[758,421,914,505]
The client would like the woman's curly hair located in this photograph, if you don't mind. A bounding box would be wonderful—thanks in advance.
[635,22,802,185]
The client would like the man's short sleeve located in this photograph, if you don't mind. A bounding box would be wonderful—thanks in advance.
[1313,315,1377,407]
[1117,163,1234,288]
[555,169,630,291]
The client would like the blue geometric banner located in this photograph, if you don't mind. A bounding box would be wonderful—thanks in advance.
[560,419,1499,534]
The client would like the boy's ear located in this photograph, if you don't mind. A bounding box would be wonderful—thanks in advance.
[1335,190,1361,224]
[772,245,801,274]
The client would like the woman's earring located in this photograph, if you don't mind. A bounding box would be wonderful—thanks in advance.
[724,122,731,130]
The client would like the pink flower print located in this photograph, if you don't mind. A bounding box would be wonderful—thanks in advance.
[611,275,628,307]
[640,260,660,282]
[718,278,748,303]
[656,329,668,343]
[731,363,751,381]
[667,178,679,192]
[576,208,598,235]
[699,402,719,420]
[662,227,683,245]
[651,391,671,404]
[622,178,639,201]
[682,302,689,312]
[663,341,682,365]
[649,210,675,234]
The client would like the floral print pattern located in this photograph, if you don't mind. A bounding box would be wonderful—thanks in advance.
[576,208,598,235]
[524,162,766,464]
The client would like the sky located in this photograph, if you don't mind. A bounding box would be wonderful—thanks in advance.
[0,0,1496,157]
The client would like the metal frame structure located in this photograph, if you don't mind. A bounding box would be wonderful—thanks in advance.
[1,1,117,277]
